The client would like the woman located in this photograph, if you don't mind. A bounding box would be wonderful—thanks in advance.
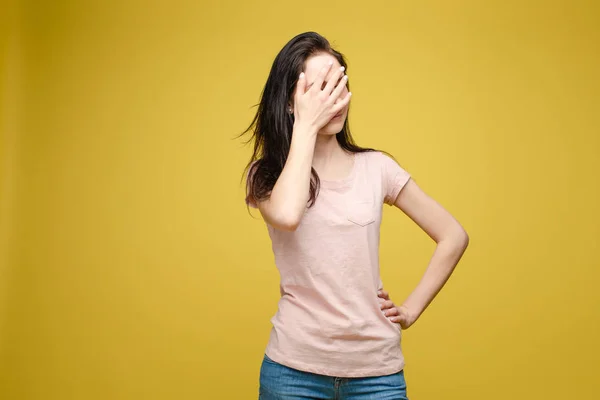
[242,32,469,400]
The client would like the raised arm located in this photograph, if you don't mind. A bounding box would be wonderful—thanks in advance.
[252,62,351,231]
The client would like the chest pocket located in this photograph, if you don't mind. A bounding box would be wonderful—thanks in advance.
[346,199,376,227]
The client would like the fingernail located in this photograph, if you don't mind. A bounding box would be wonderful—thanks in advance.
[299,72,304,79]
[340,66,345,72]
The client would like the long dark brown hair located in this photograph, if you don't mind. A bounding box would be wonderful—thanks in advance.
[241,32,375,207]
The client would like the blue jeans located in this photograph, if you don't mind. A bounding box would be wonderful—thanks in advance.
[259,354,408,400]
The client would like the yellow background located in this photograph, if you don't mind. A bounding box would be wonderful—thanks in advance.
[1,0,599,399]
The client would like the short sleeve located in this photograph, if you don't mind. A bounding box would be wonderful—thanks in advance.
[380,152,411,206]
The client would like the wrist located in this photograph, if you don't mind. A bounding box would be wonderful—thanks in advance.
[293,121,319,138]
[400,303,421,323]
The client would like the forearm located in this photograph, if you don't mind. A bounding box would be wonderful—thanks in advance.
[267,123,317,226]
[402,230,469,318]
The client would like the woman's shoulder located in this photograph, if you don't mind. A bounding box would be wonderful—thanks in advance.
[361,149,408,176]
[361,149,396,165]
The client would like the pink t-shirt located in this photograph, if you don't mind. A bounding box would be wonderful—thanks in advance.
[249,151,411,378]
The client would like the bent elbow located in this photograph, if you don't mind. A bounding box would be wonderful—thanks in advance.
[441,224,469,252]
[277,218,300,232]
[272,210,302,232]
[457,228,469,251]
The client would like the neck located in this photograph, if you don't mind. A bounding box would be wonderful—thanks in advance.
[311,134,351,177]
[313,134,342,164]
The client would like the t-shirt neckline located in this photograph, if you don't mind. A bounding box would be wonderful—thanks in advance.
[319,152,359,189]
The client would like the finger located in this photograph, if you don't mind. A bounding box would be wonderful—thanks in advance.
[294,72,306,101]
[311,61,333,93]
[385,307,399,317]
[323,66,345,95]
[329,72,348,103]
[377,289,390,300]
[330,91,352,114]
[380,300,394,310]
